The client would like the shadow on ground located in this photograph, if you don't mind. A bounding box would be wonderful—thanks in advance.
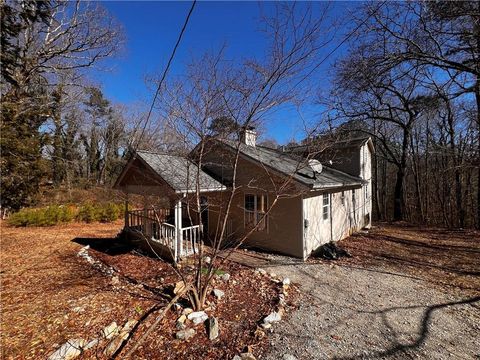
[333,295,480,359]
[72,236,133,255]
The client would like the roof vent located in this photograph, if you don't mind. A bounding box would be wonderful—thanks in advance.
[309,159,323,174]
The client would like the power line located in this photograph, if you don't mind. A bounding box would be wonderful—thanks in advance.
[135,0,197,148]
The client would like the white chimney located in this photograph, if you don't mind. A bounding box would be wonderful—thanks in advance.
[241,127,257,147]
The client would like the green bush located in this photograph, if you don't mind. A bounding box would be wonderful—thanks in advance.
[8,205,78,227]
[9,202,124,227]
[77,202,124,223]
[77,203,99,223]
[99,203,120,223]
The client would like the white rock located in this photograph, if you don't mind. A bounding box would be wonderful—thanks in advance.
[207,316,219,340]
[173,281,186,295]
[101,321,119,339]
[282,277,291,286]
[283,355,297,360]
[83,338,98,350]
[212,289,225,299]
[233,356,242,360]
[269,272,277,278]
[256,268,267,275]
[204,256,211,264]
[111,276,120,285]
[48,339,87,360]
[187,311,208,325]
[182,308,194,316]
[103,319,137,357]
[176,328,196,340]
[221,273,231,281]
[240,353,256,360]
[263,311,282,324]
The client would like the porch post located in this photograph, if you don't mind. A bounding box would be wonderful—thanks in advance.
[143,195,151,238]
[174,198,183,261]
[124,193,129,229]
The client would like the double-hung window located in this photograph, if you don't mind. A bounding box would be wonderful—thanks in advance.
[322,193,330,220]
[244,194,268,231]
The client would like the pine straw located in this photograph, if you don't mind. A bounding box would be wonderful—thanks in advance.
[1,221,288,359]
[321,223,480,295]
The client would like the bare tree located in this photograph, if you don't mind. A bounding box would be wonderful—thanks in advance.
[128,2,333,319]
[330,1,479,227]
[1,0,124,210]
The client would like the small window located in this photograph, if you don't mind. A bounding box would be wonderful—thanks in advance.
[245,194,255,211]
[365,185,368,200]
[341,191,345,205]
[322,193,330,220]
[244,194,268,231]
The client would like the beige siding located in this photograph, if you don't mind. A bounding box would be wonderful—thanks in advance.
[204,140,374,259]
[303,192,330,255]
[303,186,367,257]
[204,152,305,258]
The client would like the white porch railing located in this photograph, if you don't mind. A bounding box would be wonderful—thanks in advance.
[126,209,201,261]
[181,225,201,257]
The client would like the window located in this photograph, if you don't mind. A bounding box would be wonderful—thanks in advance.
[341,191,345,206]
[244,194,268,231]
[365,185,368,200]
[322,193,330,220]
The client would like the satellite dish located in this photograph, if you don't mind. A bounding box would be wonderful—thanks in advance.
[308,159,323,173]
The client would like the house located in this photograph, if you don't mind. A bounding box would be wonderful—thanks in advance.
[114,128,373,261]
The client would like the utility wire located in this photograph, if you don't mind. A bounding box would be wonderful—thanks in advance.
[135,0,197,149]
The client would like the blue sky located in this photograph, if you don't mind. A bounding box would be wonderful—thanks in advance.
[94,1,359,144]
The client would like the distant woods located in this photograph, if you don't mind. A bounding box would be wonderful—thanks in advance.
[0,0,125,211]
[1,1,478,230]
[331,1,480,228]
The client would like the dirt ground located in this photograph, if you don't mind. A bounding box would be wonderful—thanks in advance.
[0,221,282,359]
[0,221,145,359]
[336,223,480,295]
[1,222,479,359]
[262,223,480,359]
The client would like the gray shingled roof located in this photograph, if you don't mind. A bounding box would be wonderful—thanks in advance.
[219,140,365,190]
[136,151,226,193]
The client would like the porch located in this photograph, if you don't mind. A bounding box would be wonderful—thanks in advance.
[114,151,227,262]
[124,203,201,262]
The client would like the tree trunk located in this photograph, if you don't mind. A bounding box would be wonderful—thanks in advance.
[393,127,410,221]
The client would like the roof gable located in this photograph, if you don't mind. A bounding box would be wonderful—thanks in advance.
[115,150,226,193]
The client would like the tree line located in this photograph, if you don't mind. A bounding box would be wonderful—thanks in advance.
[328,1,479,228]
[1,0,127,212]
[1,0,478,230]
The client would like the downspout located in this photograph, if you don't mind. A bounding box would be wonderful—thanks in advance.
[301,195,306,260]
[329,193,333,242]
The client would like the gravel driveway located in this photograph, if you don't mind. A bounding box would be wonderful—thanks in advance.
[262,262,480,360]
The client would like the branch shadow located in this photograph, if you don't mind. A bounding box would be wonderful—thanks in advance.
[333,296,480,359]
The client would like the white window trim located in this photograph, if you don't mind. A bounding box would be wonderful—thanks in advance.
[322,193,330,220]
[244,193,268,232]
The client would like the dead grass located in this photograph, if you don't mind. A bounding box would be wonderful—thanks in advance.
[334,223,480,295]
[0,220,153,359]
